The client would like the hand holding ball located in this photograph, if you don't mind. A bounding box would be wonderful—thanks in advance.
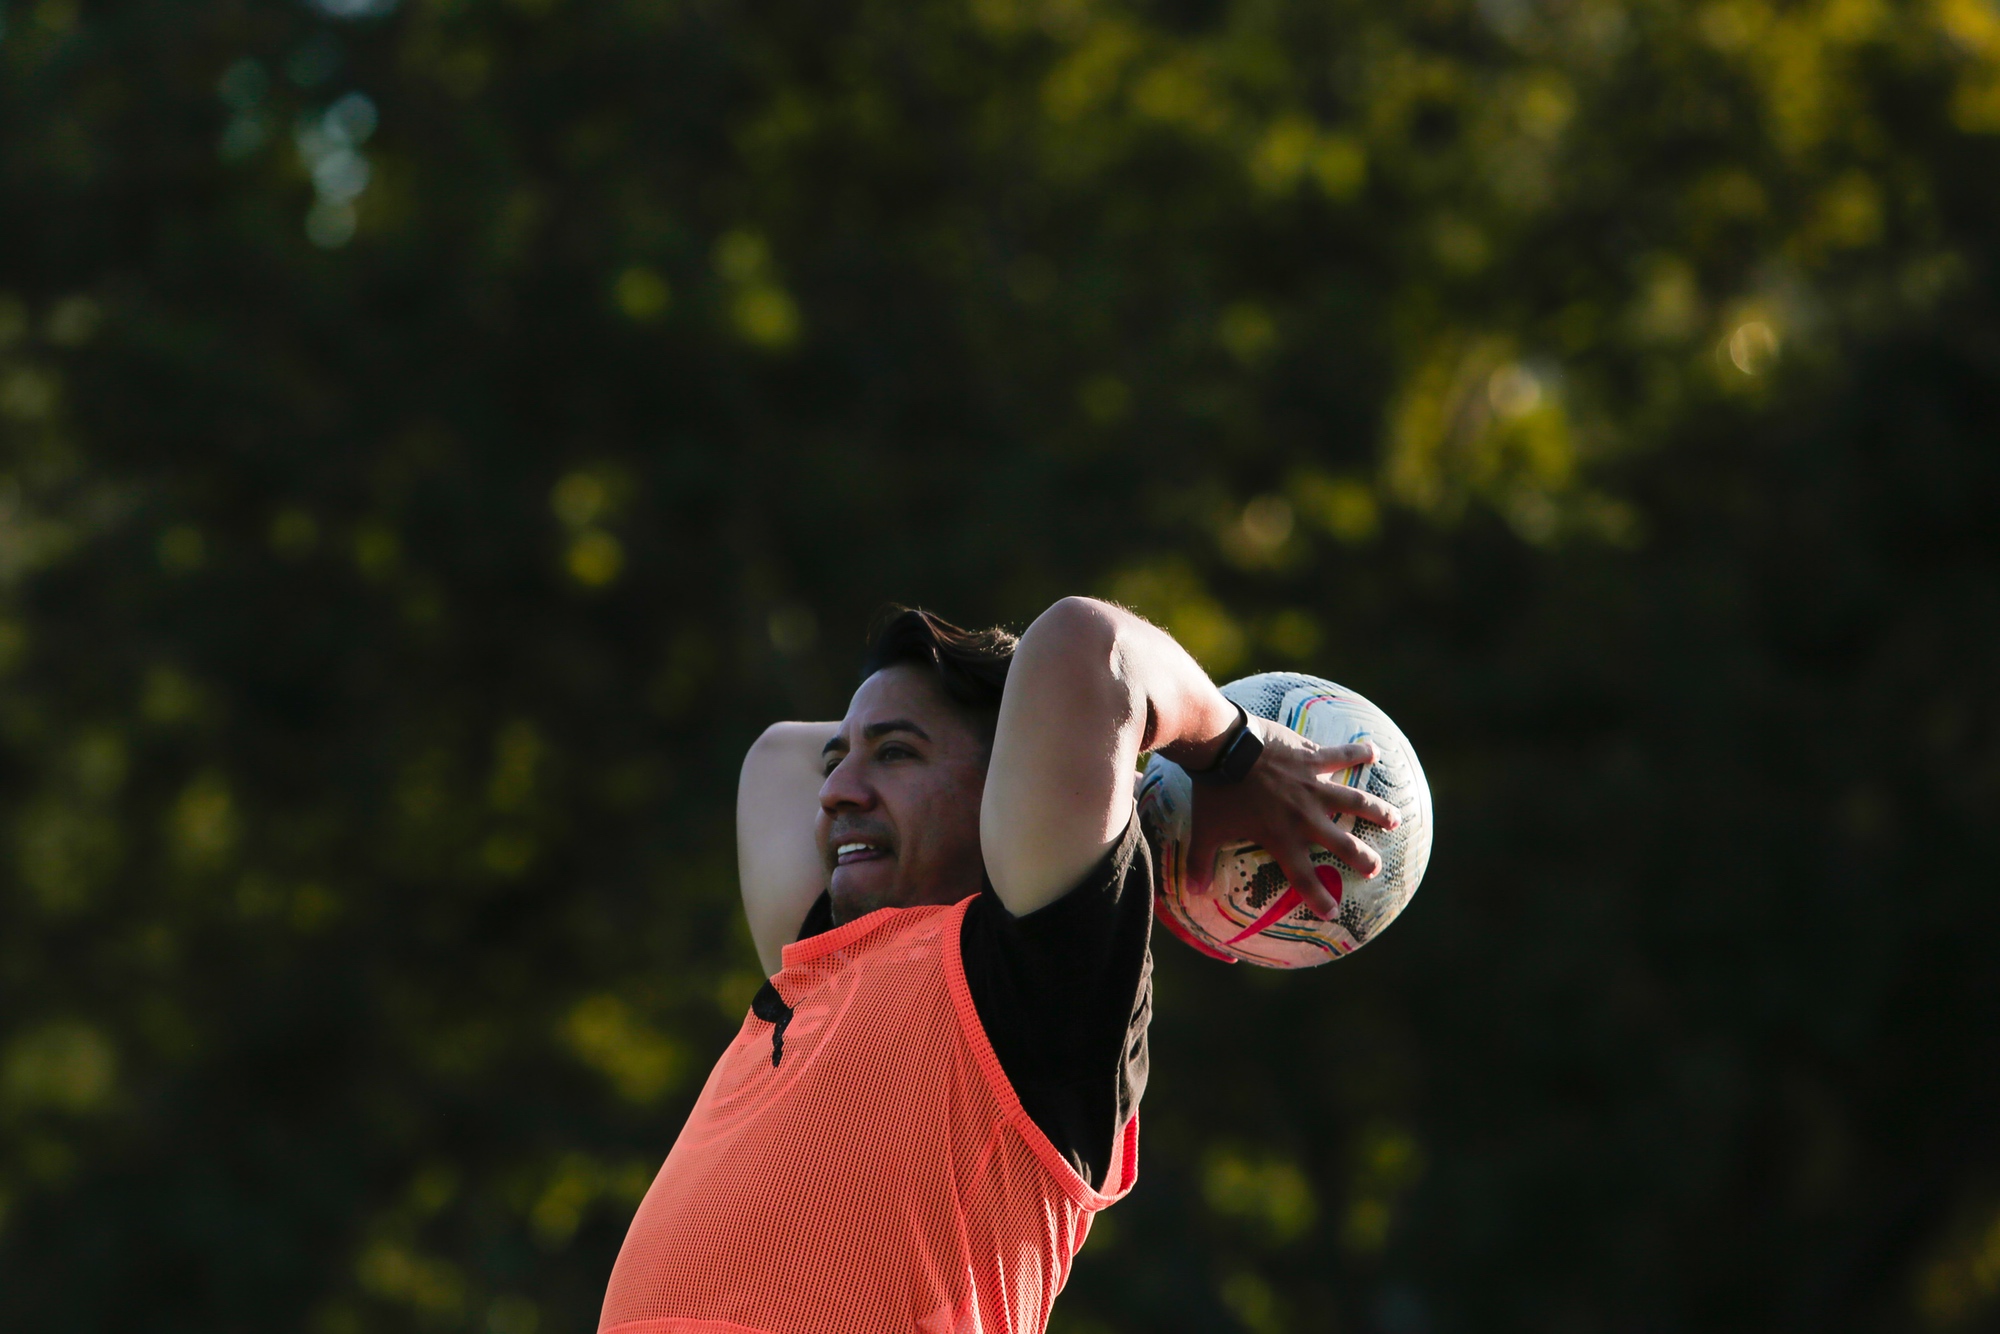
[1139,674,1434,968]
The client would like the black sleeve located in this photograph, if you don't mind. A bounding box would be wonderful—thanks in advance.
[958,815,1154,1191]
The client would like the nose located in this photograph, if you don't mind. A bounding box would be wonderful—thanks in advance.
[818,750,876,814]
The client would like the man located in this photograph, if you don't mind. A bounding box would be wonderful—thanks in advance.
[598,597,1399,1334]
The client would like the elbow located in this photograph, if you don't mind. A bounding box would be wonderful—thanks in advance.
[1019,597,1125,676]
[741,721,826,783]
[743,722,792,770]
[1027,596,1124,656]
[1016,596,1140,710]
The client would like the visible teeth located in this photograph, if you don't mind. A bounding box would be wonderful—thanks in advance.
[837,843,873,856]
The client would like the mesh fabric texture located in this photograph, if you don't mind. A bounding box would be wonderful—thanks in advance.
[598,897,1138,1334]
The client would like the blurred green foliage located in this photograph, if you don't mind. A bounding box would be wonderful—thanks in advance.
[2,0,1997,1330]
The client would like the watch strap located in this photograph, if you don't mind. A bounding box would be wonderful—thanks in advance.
[1188,702,1265,786]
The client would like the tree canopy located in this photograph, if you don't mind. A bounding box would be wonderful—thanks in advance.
[2,0,1997,1330]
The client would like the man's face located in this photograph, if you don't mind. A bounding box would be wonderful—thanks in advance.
[816,663,989,923]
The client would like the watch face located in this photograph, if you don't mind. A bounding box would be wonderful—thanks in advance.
[1220,726,1263,780]
[1191,708,1257,785]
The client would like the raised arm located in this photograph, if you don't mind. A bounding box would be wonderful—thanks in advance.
[981,598,1235,915]
[981,596,1399,918]
[737,721,837,974]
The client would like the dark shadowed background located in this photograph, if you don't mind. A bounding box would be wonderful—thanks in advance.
[2,0,1997,1330]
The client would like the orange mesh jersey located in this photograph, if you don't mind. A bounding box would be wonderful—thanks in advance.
[598,896,1139,1334]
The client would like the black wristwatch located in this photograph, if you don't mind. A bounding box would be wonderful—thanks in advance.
[1187,702,1265,786]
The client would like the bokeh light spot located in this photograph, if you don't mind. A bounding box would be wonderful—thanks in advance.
[1488,363,1544,416]
[614,266,671,322]
[157,525,206,573]
[171,773,239,870]
[1264,609,1321,661]
[353,525,399,577]
[1432,214,1491,272]
[731,285,800,349]
[564,996,685,1104]
[310,0,398,21]
[1108,561,1245,673]
[768,605,817,654]
[0,366,59,420]
[3,1020,116,1112]
[1077,374,1130,423]
[355,1241,464,1315]
[1219,1270,1288,1334]
[1295,474,1380,544]
[567,530,623,586]
[1313,133,1367,199]
[1219,302,1277,364]
[488,1295,541,1334]
[1240,495,1294,549]
[141,665,201,725]
[46,295,100,346]
[0,297,29,347]
[307,199,358,248]
[714,230,771,282]
[1727,319,1780,374]
[481,832,536,876]
[551,472,608,528]
[1342,1196,1391,1252]
[269,508,318,557]
[1203,1146,1318,1242]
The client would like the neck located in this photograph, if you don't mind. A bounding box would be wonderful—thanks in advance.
[828,879,976,925]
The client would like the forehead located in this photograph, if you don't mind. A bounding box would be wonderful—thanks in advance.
[840,664,976,740]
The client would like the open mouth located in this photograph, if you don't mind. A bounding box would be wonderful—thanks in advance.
[834,841,889,866]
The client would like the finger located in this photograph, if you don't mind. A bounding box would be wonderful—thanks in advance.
[1307,810,1384,879]
[1185,811,1222,894]
[1272,843,1340,919]
[1315,776,1402,830]
[1184,832,1215,893]
[1312,740,1378,775]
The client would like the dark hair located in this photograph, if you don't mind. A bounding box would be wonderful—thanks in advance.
[859,606,1016,731]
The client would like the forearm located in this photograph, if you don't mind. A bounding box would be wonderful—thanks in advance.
[737,721,837,974]
[1100,605,1242,770]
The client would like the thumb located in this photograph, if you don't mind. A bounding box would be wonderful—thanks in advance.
[1182,789,1215,894]
[1184,824,1217,894]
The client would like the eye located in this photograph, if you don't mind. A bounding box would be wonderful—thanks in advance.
[877,742,916,761]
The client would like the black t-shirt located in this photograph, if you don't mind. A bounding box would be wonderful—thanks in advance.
[792,815,1154,1190]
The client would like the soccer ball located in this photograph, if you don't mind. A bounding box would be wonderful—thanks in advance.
[1138,673,1433,968]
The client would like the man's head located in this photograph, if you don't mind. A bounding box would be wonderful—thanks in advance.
[816,608,1017,923]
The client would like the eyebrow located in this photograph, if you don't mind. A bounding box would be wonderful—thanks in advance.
[821,719,932,755]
